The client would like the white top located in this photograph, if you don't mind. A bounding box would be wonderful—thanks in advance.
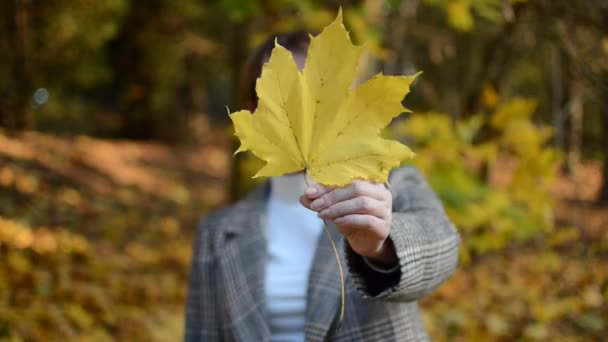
[265,173,323,342]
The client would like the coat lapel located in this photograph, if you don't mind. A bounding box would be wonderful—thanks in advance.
[305,221,346,341]
[215,182,271,342]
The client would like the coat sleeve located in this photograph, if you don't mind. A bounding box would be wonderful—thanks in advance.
[183,215,222,341]
[344,165,461,302]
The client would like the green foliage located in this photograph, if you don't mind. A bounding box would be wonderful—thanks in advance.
[391,97,560,259]
[219,0,263,21]
[423,0,503,31]
[2,0,606,159]
[1,0,607,340]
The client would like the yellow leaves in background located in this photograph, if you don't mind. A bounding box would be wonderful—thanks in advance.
[230,10,418,186]
[58,188,83,207]
[391,96,561,258]
[481,84,498,108]
[0,218,91,300]
[446,0,474,31]
[0,131,222,340]
[0,217,89,255]
[491,98,554,162]
[425,0,503,32]
[423,248,607,341]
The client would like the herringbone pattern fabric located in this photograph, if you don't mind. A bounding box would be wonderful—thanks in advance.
[184,166,461,341]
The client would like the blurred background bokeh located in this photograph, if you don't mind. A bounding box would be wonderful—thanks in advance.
[0,0,607,340]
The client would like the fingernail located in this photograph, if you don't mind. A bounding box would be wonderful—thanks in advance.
[305,187,317,196]
[311,198,323,210]
[318,209,328,219]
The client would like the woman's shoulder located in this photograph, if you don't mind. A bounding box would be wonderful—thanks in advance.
[191,202,243,256]
[388,164,427,186]
[195,181,270,233]
[195,205,233,230]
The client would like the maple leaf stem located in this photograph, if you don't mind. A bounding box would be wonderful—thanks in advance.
[303,172,345,333]
[321,217,346,333]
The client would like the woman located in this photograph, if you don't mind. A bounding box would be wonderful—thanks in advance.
[184,32,461,342]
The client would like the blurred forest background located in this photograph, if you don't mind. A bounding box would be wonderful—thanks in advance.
[1,0,607,340]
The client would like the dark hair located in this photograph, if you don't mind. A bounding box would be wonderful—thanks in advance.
[239,31,311,111]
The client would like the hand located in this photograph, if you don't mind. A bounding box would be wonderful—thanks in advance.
[300,180,397,266]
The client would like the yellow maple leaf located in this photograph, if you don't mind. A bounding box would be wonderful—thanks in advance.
[230,9,419,186]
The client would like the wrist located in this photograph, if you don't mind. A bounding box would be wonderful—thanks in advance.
[365,238,398,267]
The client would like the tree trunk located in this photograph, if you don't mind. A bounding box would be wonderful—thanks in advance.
[2,0,33,131]
[567,80,583,172]
[598,84,608,203]
[229,20,252,202]
[552,46,565,154]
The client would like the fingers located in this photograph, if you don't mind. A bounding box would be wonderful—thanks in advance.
[309,180,389,211]
[333,214,386,237]
[318,196,388,221]
[306,182,330,199]
[300,183,331,210]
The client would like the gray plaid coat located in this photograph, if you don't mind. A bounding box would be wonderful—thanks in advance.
[184,166,461,341]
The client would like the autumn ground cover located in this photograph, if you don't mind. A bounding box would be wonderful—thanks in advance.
[0,130,606,341]
[421,161,608,340]
[0,130,230,340]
